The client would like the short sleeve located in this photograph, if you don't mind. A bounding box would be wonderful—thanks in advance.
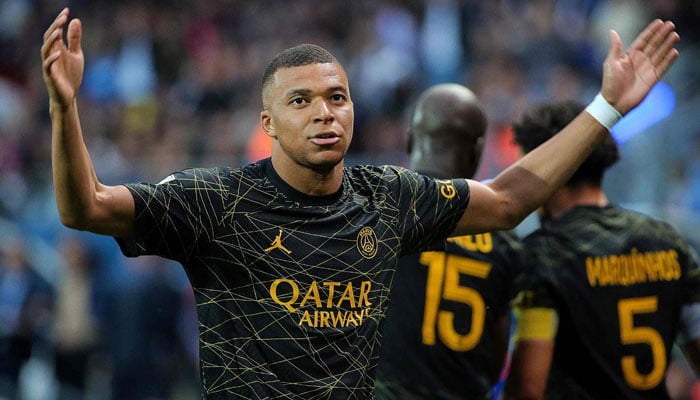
[115,168,224,261]
[397,171,470,254]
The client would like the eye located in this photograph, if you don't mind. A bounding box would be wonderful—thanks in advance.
[331,94,347,102]
[290,97,308,106]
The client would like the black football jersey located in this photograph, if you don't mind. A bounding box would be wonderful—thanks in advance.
[513,205,700,400]
[376,230,523,399]
[116,158,471,399]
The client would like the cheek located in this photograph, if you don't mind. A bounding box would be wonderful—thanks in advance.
[338,109,354,131]
[272,116,305,147]
[271,112,298,135]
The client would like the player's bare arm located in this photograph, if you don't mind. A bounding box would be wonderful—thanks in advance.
[503,339,555,400]
[452,20,679,235]
[42,8,134,238]
[683,337,700,378]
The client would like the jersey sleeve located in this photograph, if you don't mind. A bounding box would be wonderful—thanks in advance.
[115,168,224,262]
[395,169,470,254]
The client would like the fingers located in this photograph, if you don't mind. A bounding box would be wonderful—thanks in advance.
[67,18,83,53]
[41,30,66,78]
[657,45,680,79]
[41,8,69,62]
[43,8,69,42]
[607,29,623,61]
[650,28,680,65]
[628,19,665,54]
[638,20,680,80]
[646,21,678,57]
[631,20,679,60]
[41,29,59,60]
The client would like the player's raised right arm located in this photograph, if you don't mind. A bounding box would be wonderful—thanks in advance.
[41,8,134,238]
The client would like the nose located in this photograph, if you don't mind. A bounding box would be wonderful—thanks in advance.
[313,99,334,123]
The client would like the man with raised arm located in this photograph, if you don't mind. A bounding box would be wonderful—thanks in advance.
[42,7,679,399]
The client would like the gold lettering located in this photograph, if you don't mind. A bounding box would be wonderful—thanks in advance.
[608,255,619,285]
[330,310,346,327]
[271,279,376,327]
[358,281,372,306]
[299,311,312,326]
[336,282,356,308]
[299,281,322,308]
[355,309,367,325]
[346,311,358,327]
[586,257,601,286]
[296,308,373,328]
[587,248,683,287]
[270,279,299,311]
[323,281,340,308]
[448,233,493,253]
[319,311,331,327]
[670,250,681,279]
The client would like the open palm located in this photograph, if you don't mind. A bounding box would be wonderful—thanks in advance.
[601,20,679,115]
[41,8,84,109]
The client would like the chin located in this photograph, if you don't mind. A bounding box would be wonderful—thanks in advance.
[307,153,344,173]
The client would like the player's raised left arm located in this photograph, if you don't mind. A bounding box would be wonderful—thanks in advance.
[452,20,679,235]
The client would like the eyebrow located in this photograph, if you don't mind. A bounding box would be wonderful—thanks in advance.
[286,88,312,98]
[285,86,348,99]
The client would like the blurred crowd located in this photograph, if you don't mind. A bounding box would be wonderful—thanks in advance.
[1,0,700,399]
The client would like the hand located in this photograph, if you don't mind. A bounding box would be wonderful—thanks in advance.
[41,8,84,110]
[601,19,680,115]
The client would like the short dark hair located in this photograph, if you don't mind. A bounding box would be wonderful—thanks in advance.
[261,44,338,107]
[512,100,620,186]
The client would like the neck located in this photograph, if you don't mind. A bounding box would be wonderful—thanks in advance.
[271,157,344,196]
[540,184,608,220]
[411,158,473,179]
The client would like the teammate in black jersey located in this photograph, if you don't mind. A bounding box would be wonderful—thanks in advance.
[41,7,680,399]
[375,83,523,399]
[503,100,700,400]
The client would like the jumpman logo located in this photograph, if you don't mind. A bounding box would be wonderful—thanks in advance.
[265,229,292,254]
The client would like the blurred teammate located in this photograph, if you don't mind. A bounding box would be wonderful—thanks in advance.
[503,100,700,400]
[375,83,522,399]
[42,6,680,398]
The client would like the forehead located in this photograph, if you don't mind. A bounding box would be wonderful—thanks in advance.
[272,62,349,97]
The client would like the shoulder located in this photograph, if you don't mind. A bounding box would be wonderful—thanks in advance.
[344,164,420,190]
[611,205,688,242]
[155,164,259,186]
[345,164,414,180]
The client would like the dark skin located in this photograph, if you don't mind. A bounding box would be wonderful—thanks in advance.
[406,83,509,381]
[683,336,700,378]
[406,83,486,179]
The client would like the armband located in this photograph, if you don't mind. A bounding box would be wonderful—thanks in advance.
[512,307,558,341]
[585,93,622,130]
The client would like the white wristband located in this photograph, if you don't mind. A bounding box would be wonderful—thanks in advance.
[585,93,622,130]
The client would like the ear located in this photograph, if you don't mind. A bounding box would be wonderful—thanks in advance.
[405,128,413,153]
[474,135,485,159]
[260,110,277,139]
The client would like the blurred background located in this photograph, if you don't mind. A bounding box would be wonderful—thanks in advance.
[1,0,699,399]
